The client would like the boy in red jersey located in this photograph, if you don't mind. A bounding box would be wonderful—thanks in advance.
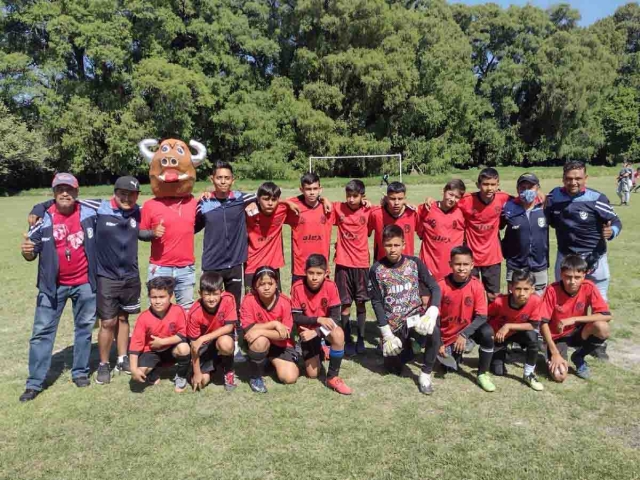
[416,179,466,281]
[368,181,418,262]
[488,270,544,391]
[456,168,511,302]
[245,182,299,290]
[129,277,191,392]
[291,254,352,395]
[187,272,237,392]
[539,255,611,382]
[241,267,298,393]
[333,179,372,356]
[286,173,333,284]
[437,245,496,392]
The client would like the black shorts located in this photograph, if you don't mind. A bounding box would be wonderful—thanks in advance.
[195,343,220,373]
[267,344,299,364]
[549,326,585,360]
[471,264,501,295]
[97,275,141,320]
[335,265,370,305]
[301,337,324,361]
[244,268,281,293]
[138,349,175,368]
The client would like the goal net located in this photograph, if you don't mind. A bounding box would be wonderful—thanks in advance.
[308,154,403,183]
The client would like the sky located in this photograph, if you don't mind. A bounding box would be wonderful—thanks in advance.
[451,0,633,25]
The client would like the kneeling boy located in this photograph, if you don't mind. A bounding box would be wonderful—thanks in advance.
[437,246,496,392]
[540,255,612,382]
[187,272,237,392]
[488,270,544,391]
[369,225,441,395]
[129,277,191,392]
[291,254,352,395]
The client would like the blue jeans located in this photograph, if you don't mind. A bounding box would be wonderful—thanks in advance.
[148,264,195,309]
[555,252,610,301]
[27,283,96,391]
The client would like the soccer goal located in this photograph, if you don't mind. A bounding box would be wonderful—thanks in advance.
[308,154,403,182]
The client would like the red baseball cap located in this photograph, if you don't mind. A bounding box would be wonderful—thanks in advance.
[52,173,79,189]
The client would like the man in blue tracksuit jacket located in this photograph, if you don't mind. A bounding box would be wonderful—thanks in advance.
[501,173,549,293]
[19,173,97,402]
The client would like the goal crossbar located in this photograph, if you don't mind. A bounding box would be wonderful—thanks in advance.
[308,154,403,182]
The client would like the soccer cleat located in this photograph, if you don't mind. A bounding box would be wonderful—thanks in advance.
[571,351,591,379]
[174,374,188,393]
[464,338,477,354]
[19,389,40,402]
[224,371,237,392]
[418,372,434,395]
[477,373,496,392]
[249,376,268,393]
[95,363,111,385]
[523,373,544,391]
[356,338,366,355]
[115,356,131,375]
[345,341,356,357]
[326,376,353,395]
[146,369,161,385]
[73,376,90,388]
[490,360,507,377]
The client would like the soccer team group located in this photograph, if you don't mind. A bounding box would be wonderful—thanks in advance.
[18,159,621,401]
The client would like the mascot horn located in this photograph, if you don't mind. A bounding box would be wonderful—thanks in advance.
[139,138,206,198]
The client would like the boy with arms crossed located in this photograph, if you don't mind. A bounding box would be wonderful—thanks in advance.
[187,272,237,392]
[291,254,352,395]
[129,277,191,393]
[540,255,612,381]
[488,269,544,391]
[369,225,441,395]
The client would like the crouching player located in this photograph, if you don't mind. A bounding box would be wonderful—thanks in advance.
[187,272,237,392]
[129,277,191,392]
[369,225,441,395]
[488,270,544,391]
[291,254,352,395]
[437,246,496,392]
[540,255,612,381]
[241,267,298,393]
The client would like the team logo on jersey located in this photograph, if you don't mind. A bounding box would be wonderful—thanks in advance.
[579,211,588,220]
[494,206,501,215]
[299,216,306,225]
[464,296,473,307]
[130,218,137,228]
[519,314,530,322]
[339,214,346,223]
[321,298,328,309]
[576,301,585,312]
[359,216,366,225]
[404,224,410,233]
[320,215,327,224]
[257,313,264,322]
[426,218,436,228]
[537,217,546,228]
[87,228,94,239]
[443,295,452,305]
[169,322,177,334]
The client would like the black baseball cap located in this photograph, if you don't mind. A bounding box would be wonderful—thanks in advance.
[114,176,140,192]
[517,173,540,187]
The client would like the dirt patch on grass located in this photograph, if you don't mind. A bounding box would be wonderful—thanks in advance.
[608,340,640,371]
[604,425,640,449]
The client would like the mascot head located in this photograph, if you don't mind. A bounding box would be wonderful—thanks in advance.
[139,138,206,197]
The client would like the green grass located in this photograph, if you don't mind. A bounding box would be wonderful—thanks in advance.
[1,172,640,480]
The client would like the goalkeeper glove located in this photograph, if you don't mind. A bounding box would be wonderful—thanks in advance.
[380,325,403,357]
[415,306,439,336]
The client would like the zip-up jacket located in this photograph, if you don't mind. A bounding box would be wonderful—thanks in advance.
[501,198,549,272]
[196,190,256,271]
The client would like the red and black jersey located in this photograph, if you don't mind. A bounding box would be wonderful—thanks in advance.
[286,196,334,276]
[457,192,510,267]
[368,206,417,261]
[246,203,287,274]
[539,280,610,340]
[290,278,341,330]
[333,202,371,268]
[438,275,487,346]
[186,292,238,340]
[129,304,187,354]
[488,293,541,334]
[416,203,465,281]
[240,292,295,348]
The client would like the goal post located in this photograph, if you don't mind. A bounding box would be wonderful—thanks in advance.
[308,154,403,182]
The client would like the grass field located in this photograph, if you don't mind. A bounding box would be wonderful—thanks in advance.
[1,173,640,480]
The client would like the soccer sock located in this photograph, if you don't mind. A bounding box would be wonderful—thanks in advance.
[478,347,494,375]
[248,349,268,377]
[175,354,191,378]
[524,363,536,376]
[575,335,606,359]
[525,344,539,367]
[341,314,353,342]
[327,348,344,379]
[117,355,126,363]
[356,309,366,340]
[220,354,234,373]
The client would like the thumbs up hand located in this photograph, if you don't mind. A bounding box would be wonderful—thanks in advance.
[153,218,165,238]
[602,220,613,241]
[21,232,36,257]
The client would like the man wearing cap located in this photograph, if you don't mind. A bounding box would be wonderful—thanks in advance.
[501,173,549,293]
[28,176,150,385]
[19,173,98,402]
